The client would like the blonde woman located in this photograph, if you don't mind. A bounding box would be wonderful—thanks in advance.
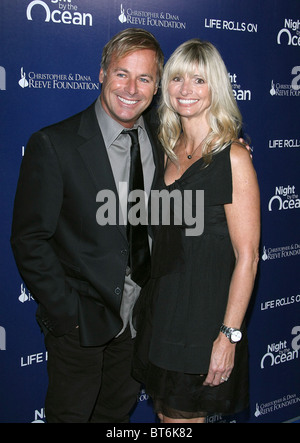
[133,39,260,423]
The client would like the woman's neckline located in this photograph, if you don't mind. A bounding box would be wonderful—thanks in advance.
[164,156,205,188]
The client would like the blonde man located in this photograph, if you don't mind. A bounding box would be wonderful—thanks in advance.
[11,29,164,423]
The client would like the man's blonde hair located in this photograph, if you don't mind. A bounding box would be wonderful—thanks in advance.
[101,28,164,86]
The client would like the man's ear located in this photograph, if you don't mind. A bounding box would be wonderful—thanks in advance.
[99,68,104,84]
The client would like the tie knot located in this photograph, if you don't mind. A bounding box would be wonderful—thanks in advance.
[122,129,139,145]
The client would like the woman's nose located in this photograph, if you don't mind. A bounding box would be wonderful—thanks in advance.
[180,79,193,96]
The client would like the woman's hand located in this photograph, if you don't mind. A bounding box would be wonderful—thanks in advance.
[203,333,235,387]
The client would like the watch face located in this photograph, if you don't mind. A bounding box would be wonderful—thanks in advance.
[231,330,242,342]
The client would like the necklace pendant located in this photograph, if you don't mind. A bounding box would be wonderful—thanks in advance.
[187,154,192,159]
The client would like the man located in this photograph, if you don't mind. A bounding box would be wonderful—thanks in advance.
[11,28,164,423]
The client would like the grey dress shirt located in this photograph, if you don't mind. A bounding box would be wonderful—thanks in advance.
[95,97,155,337]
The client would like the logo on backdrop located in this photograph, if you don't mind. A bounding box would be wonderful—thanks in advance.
[269,138,300,149]
[117,3,186,30]
[204,17,258,33]
[19,67,29,88]
[137,388,149,403]
[260,325,300,370]
[229,72,252,101]
[0,326,6,350]
[0,66,6,90]
[277,19,300,46]
[270,66,300,97]
[19,283,35,303]
[260,293,300,312]
[261,243,300,261]
[21,351,48,367]
[32,408,46,423]
[26,0,93,27]
[268,184,300,211]
[18,67,99,91]
[254,392,300,418]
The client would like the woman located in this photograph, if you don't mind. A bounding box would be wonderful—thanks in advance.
[133,39,260,423]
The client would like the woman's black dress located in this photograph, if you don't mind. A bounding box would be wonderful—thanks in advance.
[133,145,249,418]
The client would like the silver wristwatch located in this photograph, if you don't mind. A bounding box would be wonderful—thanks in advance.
[220,324,242,344]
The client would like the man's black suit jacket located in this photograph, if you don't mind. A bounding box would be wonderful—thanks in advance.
[11,102,163,346]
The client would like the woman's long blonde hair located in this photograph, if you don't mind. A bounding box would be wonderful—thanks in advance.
[158,39,243,164]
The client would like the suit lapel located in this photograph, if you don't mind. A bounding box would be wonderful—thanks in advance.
[76,103,127,241]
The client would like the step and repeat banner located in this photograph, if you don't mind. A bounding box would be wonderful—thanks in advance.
[1,0,299,423]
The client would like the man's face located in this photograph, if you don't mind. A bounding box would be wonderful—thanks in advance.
[99,49,158,128]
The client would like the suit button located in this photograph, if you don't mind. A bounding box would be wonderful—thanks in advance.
[114,287,121,295]
[121,249,128,255]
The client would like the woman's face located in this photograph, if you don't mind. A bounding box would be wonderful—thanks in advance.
[167,68,211,121]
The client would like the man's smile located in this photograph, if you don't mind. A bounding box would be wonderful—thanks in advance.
[117,96,139,105]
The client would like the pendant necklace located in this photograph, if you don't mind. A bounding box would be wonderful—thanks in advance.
[184,134,207,160]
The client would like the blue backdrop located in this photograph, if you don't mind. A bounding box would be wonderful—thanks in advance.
[1,0,299,423]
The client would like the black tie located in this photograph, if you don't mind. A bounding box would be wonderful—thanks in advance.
[123,129,151,287]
